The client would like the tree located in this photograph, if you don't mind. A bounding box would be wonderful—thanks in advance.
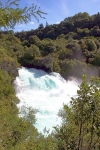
[54,76,100,150]
[38,23,44,29]
[29,35,41,46]
[46,21,49,27]
[0,0,46,29]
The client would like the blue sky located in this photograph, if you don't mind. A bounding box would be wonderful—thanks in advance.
[4,0,100,32]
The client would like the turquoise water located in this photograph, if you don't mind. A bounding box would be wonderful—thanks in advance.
[15,67,79,133]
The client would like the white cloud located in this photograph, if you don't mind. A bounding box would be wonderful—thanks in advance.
[29,21,34,25]
[56,21,60,24]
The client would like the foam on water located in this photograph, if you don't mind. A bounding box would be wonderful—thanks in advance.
[15,67,79,133]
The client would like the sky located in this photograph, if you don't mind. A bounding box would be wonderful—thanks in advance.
[3,0,100,32]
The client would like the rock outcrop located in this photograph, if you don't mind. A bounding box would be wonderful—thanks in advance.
[22,54,54,73]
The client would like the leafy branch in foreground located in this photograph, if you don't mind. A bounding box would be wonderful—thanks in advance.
[0,0,47,29]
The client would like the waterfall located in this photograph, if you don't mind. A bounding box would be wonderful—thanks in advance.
[15,67,79,133]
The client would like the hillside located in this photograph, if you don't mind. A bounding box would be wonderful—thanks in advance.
[14,12,100,79]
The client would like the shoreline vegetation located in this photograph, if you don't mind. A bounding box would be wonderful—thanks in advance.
[0,0,100,149]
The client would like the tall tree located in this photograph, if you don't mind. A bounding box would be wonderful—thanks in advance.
[54,76,100,150]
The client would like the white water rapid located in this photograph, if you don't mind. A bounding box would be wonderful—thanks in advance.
[15,67,79,133]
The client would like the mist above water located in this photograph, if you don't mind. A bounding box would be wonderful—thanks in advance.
[15,67,79,133]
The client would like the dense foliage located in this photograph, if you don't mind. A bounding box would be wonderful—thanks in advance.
[14,12,100,79]
[0,1,100,148]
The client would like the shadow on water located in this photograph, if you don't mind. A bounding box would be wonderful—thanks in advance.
[27,68,48,78]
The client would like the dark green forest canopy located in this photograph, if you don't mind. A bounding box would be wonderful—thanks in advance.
[15,12,100,40]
